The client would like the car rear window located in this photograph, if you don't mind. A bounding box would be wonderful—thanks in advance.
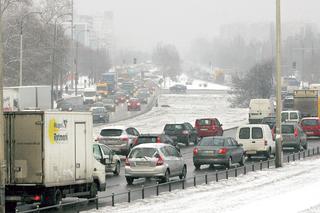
[129,148,158,158]
[281,125,294,134]
[239,127,250,139]
[252,127,263,139]
[199,137,224,146]
[302,119,319,126]
[290,113,298,120]
[137,137,157,144]
[198,119,212,126]
[281,112,289,121]
[100,129,123,137]
[164,124,183,130]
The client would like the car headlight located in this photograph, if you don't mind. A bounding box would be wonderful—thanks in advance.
[68,107,72,111]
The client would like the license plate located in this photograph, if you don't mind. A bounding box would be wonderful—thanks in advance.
[136,161,149,166]
[246,151,257,155]
[200,128,208,131]
[307,132,314,135]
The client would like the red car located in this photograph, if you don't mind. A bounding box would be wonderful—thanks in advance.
[300,117,320,137]
[115,92,127,104]
[127,98,141,111]
[195,118,223,138]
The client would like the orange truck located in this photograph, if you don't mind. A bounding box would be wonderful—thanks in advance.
[96,82,108,97]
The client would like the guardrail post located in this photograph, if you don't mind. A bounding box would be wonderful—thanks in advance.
[317,147,319,155]
[216,172,219,182]
[156,182,159,196]
[194,176,196,186]
[59,201,63,213]
[252,164,255,171]
[226,169,229,179]
[287,155,290,163]
[293,153,295,161]
[112,193,115,206]
[267,160,270,169]
[142,185,145,199]
[313,148,315,155]
[303,151,305,158]
[128,190,131,203]
[244,166,246,175]
[298,152,301,160]
[36,205,40,213]
[260,160,262,170]
[169,182,172,192]
[95,195,99,209]
[182,180,185,189]
[235,168,238,177]
[308,149,310,157]
[205,174,208,184]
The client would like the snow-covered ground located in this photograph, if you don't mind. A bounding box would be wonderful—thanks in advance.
[93,93,248,136]
[162,74,230,91]
[86,157,320,213]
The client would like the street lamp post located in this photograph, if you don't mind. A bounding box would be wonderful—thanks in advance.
[19,12,42,86]
[275,0,283,168]
[51,13,72,109]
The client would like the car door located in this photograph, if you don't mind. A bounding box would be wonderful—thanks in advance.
[167,146,182,175]
[231,138,242,162]
[100,145,114,171]
[126,128,136,146]
[164,146,178,175]
[184,123,197,142]
[215,119,223,135]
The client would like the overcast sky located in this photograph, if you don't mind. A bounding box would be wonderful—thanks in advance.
[77,0,320,52]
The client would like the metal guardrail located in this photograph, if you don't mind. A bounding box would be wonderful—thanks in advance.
[16,146,320,213]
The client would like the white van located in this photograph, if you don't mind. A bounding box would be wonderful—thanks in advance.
[236,124,275,159]
[249,99,275,124]
[281,110,301,123]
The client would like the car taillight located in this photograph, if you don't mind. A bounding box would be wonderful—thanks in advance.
[137,103,141,105]
[120,136,129,142]
[193,148,198,155]
[33,195,41,201]
[294,128,298,138]
[156,155,164,166]
[182,130,189,135]
[264,140,268,146]
[133,138,138,145]
[128,103,131,106]
[156,137,161,143]
[218,148,227,155]
[125,158,130,166]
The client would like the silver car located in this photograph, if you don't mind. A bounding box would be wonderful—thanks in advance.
[97,126,140,156]
[125,143,187,185]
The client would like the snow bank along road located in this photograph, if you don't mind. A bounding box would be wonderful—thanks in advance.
[89,156,320,213]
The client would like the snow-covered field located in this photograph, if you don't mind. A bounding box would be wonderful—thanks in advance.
[93,93,248,136]
[86,157,320,213]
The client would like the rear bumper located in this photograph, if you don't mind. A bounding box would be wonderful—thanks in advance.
[197,130,219,137]
[125,166,166,177]
[244,150,268,156]
[170,135,189,143]
[193,156,228,165]
[304,130,320,137]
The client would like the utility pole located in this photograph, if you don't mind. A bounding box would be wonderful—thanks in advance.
[275,0,283,168]
[0,2,6,212]
[51,23,57,109]
[71,0,74,90]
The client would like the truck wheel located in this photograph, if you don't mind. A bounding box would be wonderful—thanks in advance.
[88,182,98,199]
[53,189,62,206]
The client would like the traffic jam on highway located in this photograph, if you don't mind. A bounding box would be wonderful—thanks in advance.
[5,68,320,212]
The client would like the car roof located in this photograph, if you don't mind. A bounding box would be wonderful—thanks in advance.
[301,117,319,120]
[202,136,229,139]
[100,126,130,130]
[196,118,217,120]
[238,124,269,128]
[139,134,161,137]
[90,107,104,110]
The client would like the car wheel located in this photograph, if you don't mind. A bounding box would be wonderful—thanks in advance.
[303,144,308,150]
[194,163,201,170]
[296,144,303,152]
[179,166,187,180]
[161,169,170,183]
[239,155,245,166]
[113,161,121,176]
[226,157,232,169]
[185,137,190,146]
[126,177,134,185]
[265,149,271,159]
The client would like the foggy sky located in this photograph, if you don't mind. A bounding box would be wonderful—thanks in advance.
[77,0,320,52]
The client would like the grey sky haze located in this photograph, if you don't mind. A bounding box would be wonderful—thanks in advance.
[77,0,320,52]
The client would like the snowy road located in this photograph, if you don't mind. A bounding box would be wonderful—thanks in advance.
[87,156,320,213]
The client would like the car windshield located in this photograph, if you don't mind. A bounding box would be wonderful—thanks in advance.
[281,112,289,121]
[84,91,96,96]
[199,137,225,146]
[164,124,184,130]
[281,125,294,134]
[129,147,158,158]
[92,108,104,113]
[302,119,318,126]
[239,127,250,139]
[100,129,123,137]
[198,119,212,126]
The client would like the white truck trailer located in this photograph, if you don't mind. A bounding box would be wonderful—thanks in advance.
[5,111,106,211]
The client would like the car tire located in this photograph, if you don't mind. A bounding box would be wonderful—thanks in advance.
[113,161,121,176]
[194,163,201,170]
[303,144,308,150]
[179,166,187,180]
[126,177,134,185]
[226,157,232,169]
[239,155,245,166]
[161,169,170,183]
[296,144,303,152]
[265,148,271,159]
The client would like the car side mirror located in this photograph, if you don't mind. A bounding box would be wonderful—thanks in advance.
[100,158,107,165]
[238,144,243,147]
[154,153,160,158]
[220,124,223,126]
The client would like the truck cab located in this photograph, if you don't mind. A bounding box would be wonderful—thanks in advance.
[83,88,98,104]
